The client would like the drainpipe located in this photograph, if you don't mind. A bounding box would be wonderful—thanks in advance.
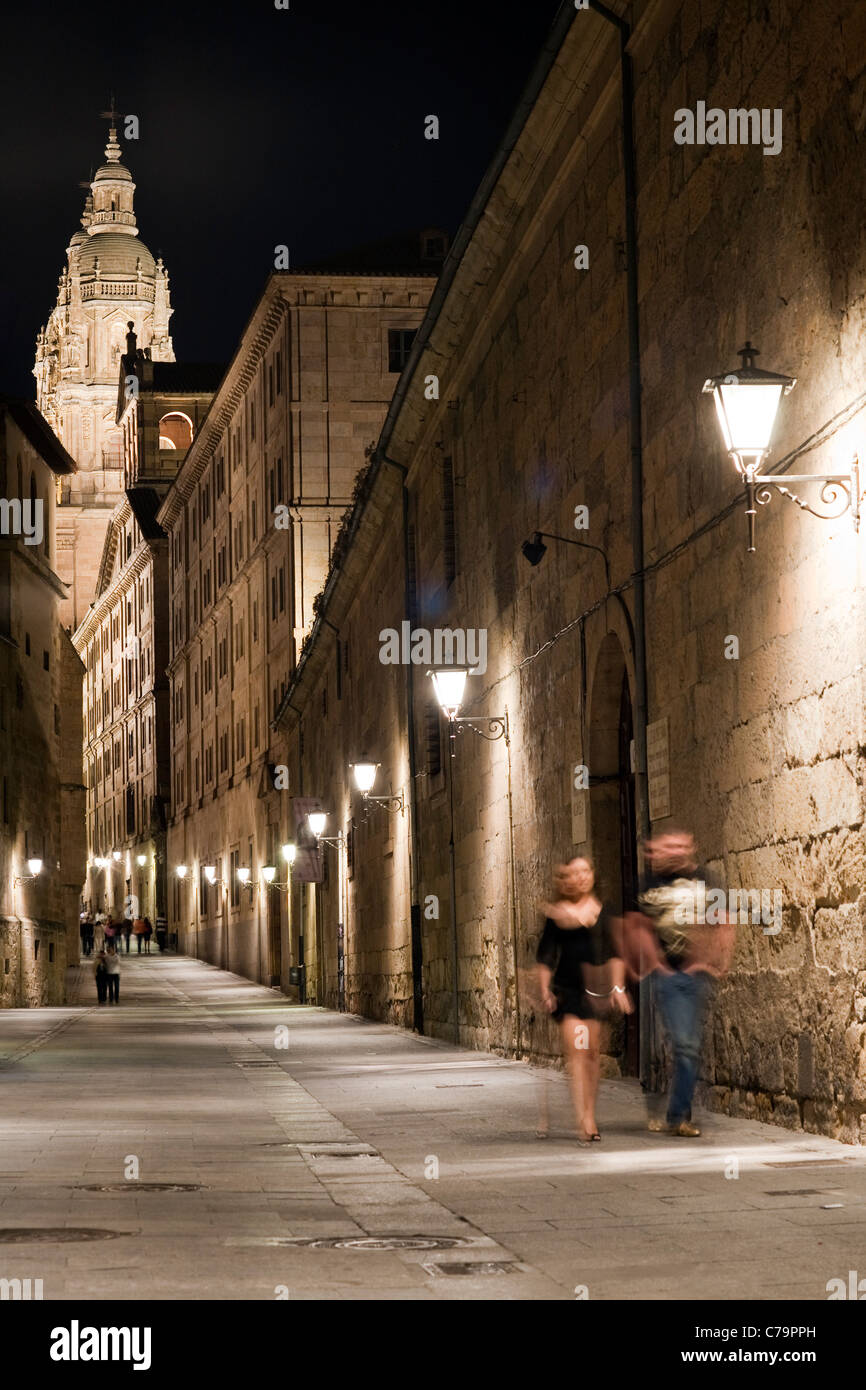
[590,0,651,1085]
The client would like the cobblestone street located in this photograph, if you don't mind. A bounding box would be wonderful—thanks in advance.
[0,955,863,1301]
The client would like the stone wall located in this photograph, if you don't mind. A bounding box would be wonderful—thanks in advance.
[277,0,866,1140]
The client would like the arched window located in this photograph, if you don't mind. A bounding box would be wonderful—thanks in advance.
[158,413,194,450]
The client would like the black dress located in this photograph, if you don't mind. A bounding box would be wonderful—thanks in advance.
[536,907,618,1020]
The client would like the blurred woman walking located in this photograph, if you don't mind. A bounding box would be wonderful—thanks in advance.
[536,858,631,1142]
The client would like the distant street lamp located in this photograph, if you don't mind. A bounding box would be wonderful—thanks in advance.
[112,850,122,862]
[429,667,510,1046]
[262,865,277,884]
[704,342,860,551]
[236,867,251,885]
[305,813,347,1011]
[349,761,405,815]
[136,854,147,867]
[281,843,297,865]
[175,865,188,880]
[204,865,217,885]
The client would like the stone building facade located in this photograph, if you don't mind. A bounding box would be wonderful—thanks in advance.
[74,346,220,925]
[0,400,86,1003]
[273,0,866,1142]
[158,258,440,984]
[34,122,175,630]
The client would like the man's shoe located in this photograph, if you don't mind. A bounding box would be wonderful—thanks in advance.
[672,1121,701,1137]
[647,1117,667,1132]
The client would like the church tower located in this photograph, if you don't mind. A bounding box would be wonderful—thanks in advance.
[34,118,175,629]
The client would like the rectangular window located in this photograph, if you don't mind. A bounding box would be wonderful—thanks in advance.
[237,719,246,761]
[425,701,442,777]
[278,566,285,613]
[251,498,257,543]
[388,327,417,373]
[252,600,258,644]
[442,455,456,588]
[276,350,283,394]
[230,849,240,908]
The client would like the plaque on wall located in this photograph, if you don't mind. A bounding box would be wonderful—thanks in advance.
[646,717,670,821]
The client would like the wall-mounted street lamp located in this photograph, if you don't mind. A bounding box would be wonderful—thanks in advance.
[429,668,509,750]
[112,850,122,862]
[282,843,297,866]
[305,814,346,1012]
[136,854,147,868]
[349,761,405,815]
[262,866,277,885]
[175,865,188,880]
[704,342,861,552]
[14,858,43,885]
[236,867,251,885]
[520,531,611,588]
[428,668,509,1047]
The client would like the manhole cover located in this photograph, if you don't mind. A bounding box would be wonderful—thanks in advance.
[227,1234,483,1250]
[425,1261,518,1277]
[73,1182,204,1193]
[0,1228,131,1244]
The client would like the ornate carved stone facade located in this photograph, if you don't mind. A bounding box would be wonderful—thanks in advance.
[34,123,175,629]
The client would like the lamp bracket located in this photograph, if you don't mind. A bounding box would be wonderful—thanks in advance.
[364,790,406,816]
[753,463,860,530]
[453,714,509,744]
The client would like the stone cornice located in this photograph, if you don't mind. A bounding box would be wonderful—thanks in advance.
[73,541,158,651]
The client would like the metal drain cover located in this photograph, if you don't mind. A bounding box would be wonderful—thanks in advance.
[426,1260,519,1277]
[74,1182,204,1193]
[227,1234,484,1251]
[0,1228,132,1244]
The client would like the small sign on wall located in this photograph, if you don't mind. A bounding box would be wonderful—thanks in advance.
[646,718,670,821]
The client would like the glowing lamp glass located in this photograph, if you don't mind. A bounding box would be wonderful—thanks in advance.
[176,865,188,880]
[430,668,468,718]
[281,843,297,865]
[262,865,277,884]
[308,812,327,838]
[352,762,379,794]
[27,858,42,877]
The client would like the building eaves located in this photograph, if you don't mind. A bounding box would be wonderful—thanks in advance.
[0,397,77,475]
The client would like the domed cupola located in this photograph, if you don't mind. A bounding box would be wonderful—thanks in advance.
[89,125,137,235]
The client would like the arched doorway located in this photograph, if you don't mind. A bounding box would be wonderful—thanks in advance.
[588,631,640,1074]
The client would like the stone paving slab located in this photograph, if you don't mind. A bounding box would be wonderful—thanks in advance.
[0,954,864,1300]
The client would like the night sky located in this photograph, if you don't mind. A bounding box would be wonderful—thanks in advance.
[1,0,560,397]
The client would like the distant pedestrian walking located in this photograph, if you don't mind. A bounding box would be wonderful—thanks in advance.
[104,947,121,1004]
[536,857,631,1143]
[133,915,146,954]
[94,950,108,1005]
[122,916,133,953]
[155,917,167,953]
[103,916,117,951]
[143,917,153,954]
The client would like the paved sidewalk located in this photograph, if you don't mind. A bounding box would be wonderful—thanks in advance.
[0,954,863,1300]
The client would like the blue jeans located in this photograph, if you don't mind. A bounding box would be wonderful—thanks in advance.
[654,970,709,1123]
